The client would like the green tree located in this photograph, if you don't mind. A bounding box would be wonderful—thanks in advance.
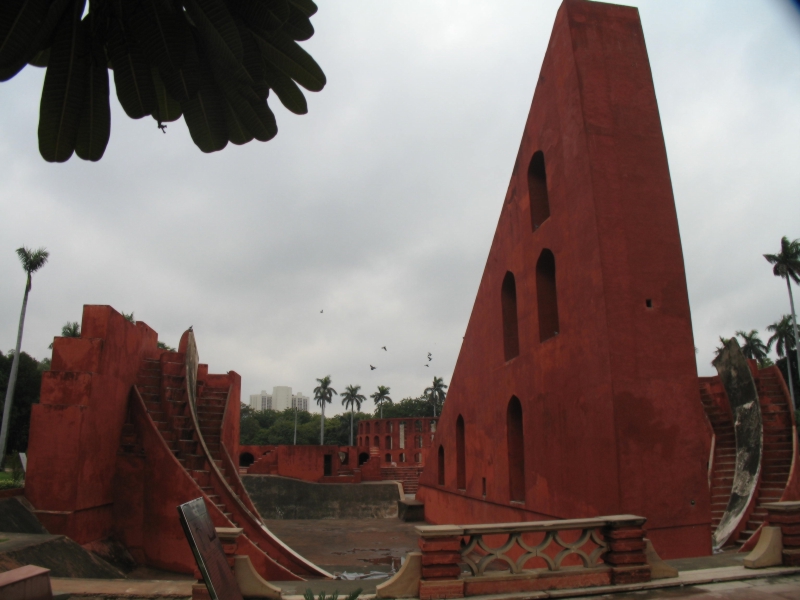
[313,375,337,445]
[0,247,49,468]
[765,236,800,409]
[0,351,44,456]
[0,0,326,162]
[423,376,448,417]
[380,396,432,418]
[340,384,365,446]
[768,315,798,405]
[370,385,392,419]
[157,341,176,352]
[736,330,769,363]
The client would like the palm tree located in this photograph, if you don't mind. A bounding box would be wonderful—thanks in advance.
[765,236,800,409]
[371,386,392,419]
[313,376,337,445]
[736,330,769,363]
[0,247,49,468]
[767,315,797,405]
[424,376,448,417]
[713,337,731,361]
[341,385,366,446]
[49,321,80,349]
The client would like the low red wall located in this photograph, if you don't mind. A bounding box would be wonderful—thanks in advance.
[241,445,361,482]
[357,417,438,466]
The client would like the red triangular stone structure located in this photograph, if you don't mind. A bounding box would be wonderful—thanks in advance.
[417,0,711,559]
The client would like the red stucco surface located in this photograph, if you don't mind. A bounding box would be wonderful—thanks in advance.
[24,305,323,580]
[357,417,438,465]
[417,0,712,560]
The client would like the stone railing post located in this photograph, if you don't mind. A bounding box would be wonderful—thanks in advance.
[601,517,650,585]
[764,501,800,566]
[417,525,464,600]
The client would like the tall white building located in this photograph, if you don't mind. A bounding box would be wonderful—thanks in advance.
[249,390,272,411]
[249,387,309,412]
[292,392,309,412]
[272,386,293,411]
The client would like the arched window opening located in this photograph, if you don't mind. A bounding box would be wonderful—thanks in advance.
[415,452,422,463]
[400,453,406,463]
[536,249,560,342]
[239,452,255,467]
[376,423,381,434]
[456,415,466,490]
[507,396,526,502]
[385,453,392,463]
[366,423,370,434]
[438,445,445,486]
[374,435,380,448]
[502,271,520,361]
[415,420,422,432]
[358,452,369,465]
[528,151,550,230]
[386,435,392,449]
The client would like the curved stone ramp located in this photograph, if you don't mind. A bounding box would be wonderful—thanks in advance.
[127,386,305,579]
[180,331,331,580]
[736,365,798,550]
[130,330,330,580]
[711,339,763,550]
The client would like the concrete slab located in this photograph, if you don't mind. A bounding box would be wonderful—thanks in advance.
[0,497,49,534]
[51,577,192,598]
[0,533,124,579]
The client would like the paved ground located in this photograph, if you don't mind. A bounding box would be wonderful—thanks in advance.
[265,518,420,575]
[570,574,800,599]
[39,517,800,599]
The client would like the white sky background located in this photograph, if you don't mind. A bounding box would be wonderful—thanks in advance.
[1,1,799,415]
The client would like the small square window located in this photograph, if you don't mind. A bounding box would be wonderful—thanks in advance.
[645,299,652,308]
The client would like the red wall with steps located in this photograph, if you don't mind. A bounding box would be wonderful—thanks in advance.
[25,306,327,580]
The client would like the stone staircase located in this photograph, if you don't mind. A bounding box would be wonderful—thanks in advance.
[699,382,736,532]
[381,466,424,494]
[124,354,328,579]
[732,368,794,545]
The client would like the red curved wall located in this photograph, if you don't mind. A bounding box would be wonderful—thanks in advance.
[417,0,711,560]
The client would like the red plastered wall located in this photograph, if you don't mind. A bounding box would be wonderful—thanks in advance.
[417,0,711,560]
[26,305,158,543]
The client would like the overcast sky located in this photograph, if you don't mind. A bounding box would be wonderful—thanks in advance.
[1,1,799,415]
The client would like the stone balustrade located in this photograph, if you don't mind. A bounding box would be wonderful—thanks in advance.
[415,515,650,599]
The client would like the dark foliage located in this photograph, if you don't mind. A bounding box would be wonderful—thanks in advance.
[0,351,44,454]
[240,404,370,446]
[378,396,435,418]
[0,0,325,161]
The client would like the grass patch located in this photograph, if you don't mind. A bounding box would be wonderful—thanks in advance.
[0,471,23,489]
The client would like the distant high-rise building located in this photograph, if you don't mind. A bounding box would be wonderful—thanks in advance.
[249,387,309,412]
[272,386,293,411]
[292,392,309,412]
[249,390,272,411]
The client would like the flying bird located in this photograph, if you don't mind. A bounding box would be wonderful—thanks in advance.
[188,325,193,331]
[320,310,323,313]
[370,365,376,370]
[425,364,429,367]
[382,346,387,351]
